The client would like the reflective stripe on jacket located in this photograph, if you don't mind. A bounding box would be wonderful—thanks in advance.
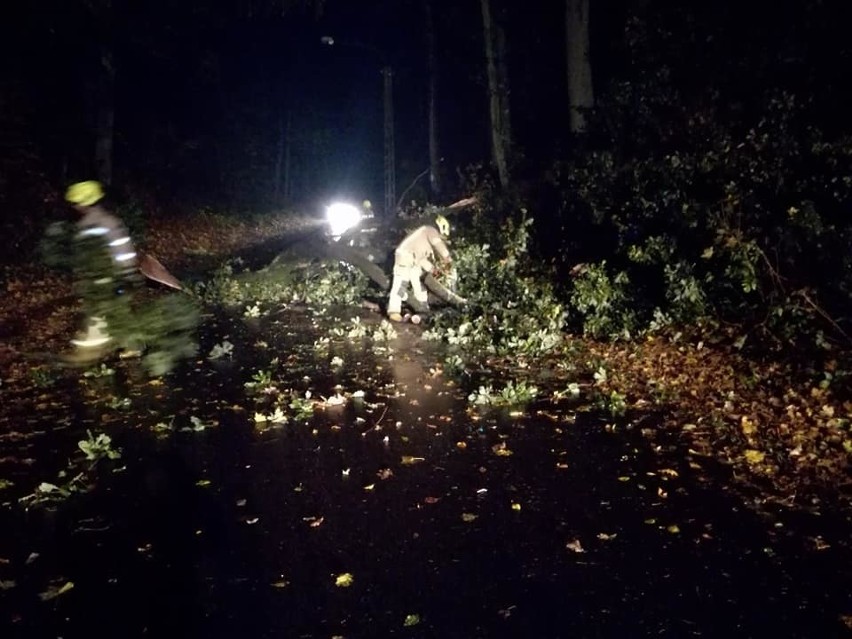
[77,205,137,273]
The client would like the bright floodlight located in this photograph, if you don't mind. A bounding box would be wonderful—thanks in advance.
[326,202,361,237]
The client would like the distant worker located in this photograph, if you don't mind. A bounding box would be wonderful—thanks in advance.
[63,180,138,362]
[387,214,451,322]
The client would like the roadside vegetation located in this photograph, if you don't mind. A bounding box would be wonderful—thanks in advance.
[6,197,850,522]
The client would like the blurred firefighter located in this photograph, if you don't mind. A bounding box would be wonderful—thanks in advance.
[63,180,138,362]
[387,214,451,322]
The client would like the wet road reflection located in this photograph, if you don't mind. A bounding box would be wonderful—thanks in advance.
[1,308,850,638]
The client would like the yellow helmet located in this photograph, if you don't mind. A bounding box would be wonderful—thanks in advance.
[65,181,104,207]
[362,199,372,210]
[435,214,450,236]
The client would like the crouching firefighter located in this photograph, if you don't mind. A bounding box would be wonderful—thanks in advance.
[387,214,452,322]
[63,180,139,363]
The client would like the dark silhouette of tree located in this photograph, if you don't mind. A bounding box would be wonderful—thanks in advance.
[424,0,442,196]
[566,0,593,133]
[480,0,512,188]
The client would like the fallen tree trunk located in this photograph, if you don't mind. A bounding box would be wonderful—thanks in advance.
[272,226,467,314]
[424,273,467,306]
[320,239,389,290]
[318,238,466,312]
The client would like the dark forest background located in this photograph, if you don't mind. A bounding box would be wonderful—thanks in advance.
[2,0,651,213]
[2,1,847,210]
[2,0,852,348]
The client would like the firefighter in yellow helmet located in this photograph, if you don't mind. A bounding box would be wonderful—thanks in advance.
[63,180,138,363]
[387,214,451,321]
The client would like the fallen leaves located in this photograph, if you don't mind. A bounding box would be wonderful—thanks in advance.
[403,614,421,627]
[571,333,852,510]
[808,536,830,551]
[38,580,74,601]
[744,449,765,465]
[565,539,585,553]
[741,415,758,437]
[491,442,513,457]
[334,572,354,587]
[2,212,851,637]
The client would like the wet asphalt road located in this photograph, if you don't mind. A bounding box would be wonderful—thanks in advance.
[1,308,851,638]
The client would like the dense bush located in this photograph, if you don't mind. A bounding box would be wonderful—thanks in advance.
[548,52,852,350]
[425,212,566,357]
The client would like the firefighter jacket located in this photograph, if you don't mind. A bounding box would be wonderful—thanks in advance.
[76,204,138,279]
[395,225,450,273]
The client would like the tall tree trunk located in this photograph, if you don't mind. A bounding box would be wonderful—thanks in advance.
[283,109,293,203]
[495,20,511,159]
[382,66,396,217]
[93,0,115,187]
[424,0,441,196]
[215,83,229,193]
[274,110,291,202]
[94,47,114,185]
[566,0,594,133]
[480,0,511,188]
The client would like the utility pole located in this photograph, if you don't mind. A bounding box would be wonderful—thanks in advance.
[321,36,396,219]
[382,66,396,217]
